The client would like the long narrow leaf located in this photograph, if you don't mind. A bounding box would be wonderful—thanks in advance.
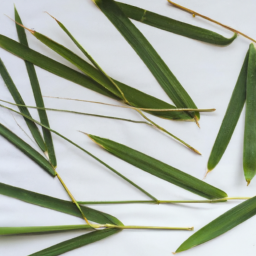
[0,58,46,152]
[175,196,256,253]
[93,0,199,121]
[116,2,237,46]
[15,7,57,168]
[0,224,91,235]
[29,228,120,256]
[207,49,248,172]
[244,43,256,184]
[87,134,227,199]
[0,123,55,176]
[0,182,123,226]
[0,104,157,201]
[0,35,191,121]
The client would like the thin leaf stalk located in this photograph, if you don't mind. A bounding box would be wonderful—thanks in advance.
[0,103,157,201]
[167,1,256,43]
[78,197,251,205]
[44,96,215,112]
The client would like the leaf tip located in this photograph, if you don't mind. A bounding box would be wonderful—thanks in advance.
[5,14,35,33]
[247,180,251,186]
[45,11,60,24]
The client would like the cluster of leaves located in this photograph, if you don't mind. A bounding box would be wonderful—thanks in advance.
[1,0,256,255]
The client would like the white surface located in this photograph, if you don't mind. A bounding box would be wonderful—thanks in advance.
[0,0,256,255]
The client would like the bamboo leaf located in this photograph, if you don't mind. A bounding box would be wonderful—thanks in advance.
[207,49,248,172]
[0,58,46,152]
[116,2,237,46]
[0,182,123,226]
[175,196,256,253]
[93,0,199,122]
[0,103,157,201]
[87,134,227,199]
[0,224,91,235]
[0,35,191,121]
[244,43,256,184]
[29,228,120,256]
[41,17,199,153]
[15,7,57,168]
[0,123,56,176]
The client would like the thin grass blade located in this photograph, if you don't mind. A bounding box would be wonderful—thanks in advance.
[29,228,120,256]
[0,103,157,201]
[116,2,237,46]
[0,182,123,226]
[0,123,55,176]
[243,43,256,185]
[175,196,256,253]
[0,58,46,152]
[93,0,199,121]
[207,49,248,172]
[87,134,227,199]
[0,224,91,235]
[15,7,57,167]
[0,99,150,124]
[0,35,191,121]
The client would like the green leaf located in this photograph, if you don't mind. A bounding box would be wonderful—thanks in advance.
[88,134,227,199]
[0,34,191,121]
[244,43,256,184]
[15,7,57,168]
[175,196,256,253]
[0,58,46,152]
[0,182,123,226]
[0,123,55,176]
[207,49,248,172]
[29,228,120,256]
[93,0,199,121]
[116,2,237,46]
[0,224,91,235]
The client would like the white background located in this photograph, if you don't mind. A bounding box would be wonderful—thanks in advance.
[0,0,256,255]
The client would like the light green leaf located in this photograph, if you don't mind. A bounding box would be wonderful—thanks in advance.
[87,134,227,199]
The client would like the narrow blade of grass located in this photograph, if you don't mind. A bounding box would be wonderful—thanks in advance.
[38,17,199,153]
[175,196,256,253]
[87,134,227,199]
[0,99,150,124]
[207,49,248,172]
[0,58,46,152]
[0,123,55,176]
[0,182,123,226]
[0,103,157,201]
[93,0,199,122]
[0,224,91,235]
[116,2,237,46]
[0,35,191,121]
[244,43,256,185]
[15,7,57,168]
[29,228,120,256]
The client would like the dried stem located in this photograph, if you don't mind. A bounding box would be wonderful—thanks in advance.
[167,0,256,43]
